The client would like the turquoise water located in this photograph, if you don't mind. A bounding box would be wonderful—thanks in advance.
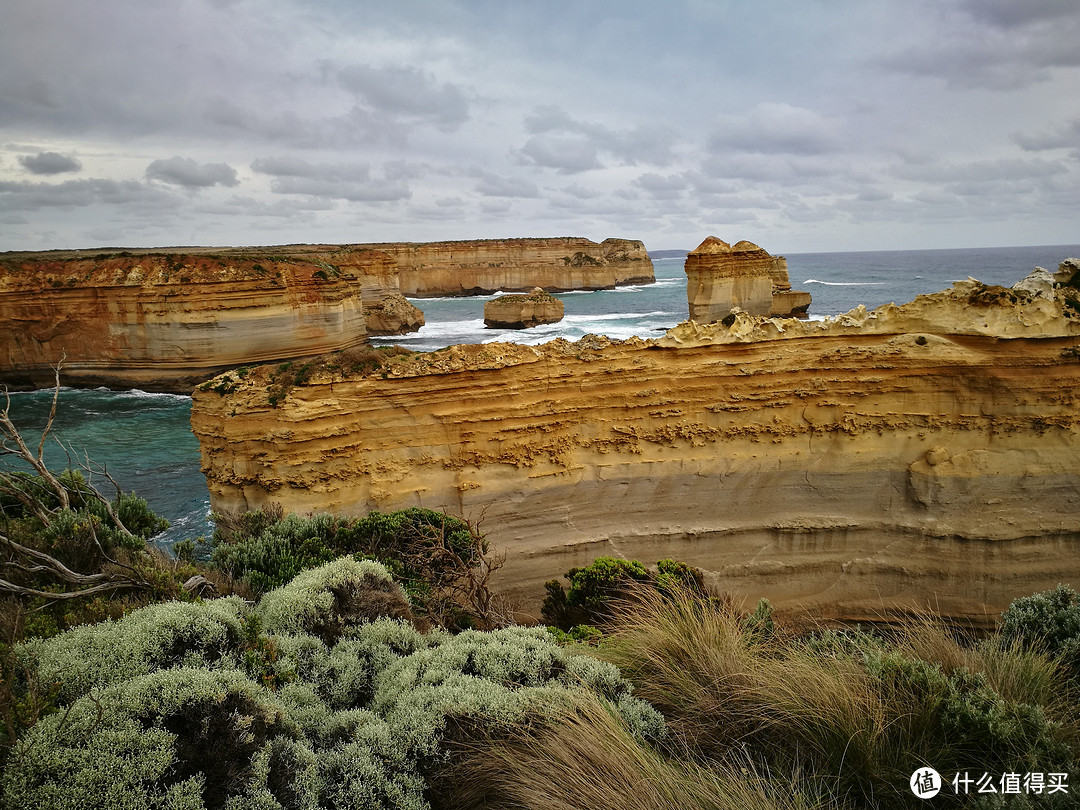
[4,243,1078,547]
[2,387,208,547]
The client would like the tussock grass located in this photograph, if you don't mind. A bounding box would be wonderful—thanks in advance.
[591,586,1080,810]
[440,695,830,810]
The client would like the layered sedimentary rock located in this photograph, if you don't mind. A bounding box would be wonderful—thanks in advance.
[0,251,369,392]
[767,255,813,317]
[686,237,811,321]
[484,288,564,329]
[206,245,424,336]
[192,270,1080,624]
[363,237,654,297]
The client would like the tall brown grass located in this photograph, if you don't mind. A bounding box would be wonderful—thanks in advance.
[590,586,1079,810]
[439,695,831,810]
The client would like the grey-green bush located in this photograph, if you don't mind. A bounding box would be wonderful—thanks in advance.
[3,558,663,810]
[15,597,247,702]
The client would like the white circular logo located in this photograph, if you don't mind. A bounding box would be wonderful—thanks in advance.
[910,768,942,799]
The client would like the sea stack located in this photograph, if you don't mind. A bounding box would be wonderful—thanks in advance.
[484,288,564,329]
[685,236,810,321]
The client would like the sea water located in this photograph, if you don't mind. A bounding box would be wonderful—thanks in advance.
[3,243,1078,547]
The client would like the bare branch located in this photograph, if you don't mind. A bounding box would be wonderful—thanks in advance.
[0,368,70,512]
[0,576,148,601]
[37,361,62,463]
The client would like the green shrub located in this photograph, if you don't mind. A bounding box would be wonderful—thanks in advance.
[541,556,705,630]
[212,511,339,593]
[999,584,1080,676]
[256,558,413,643]
[16,597,247,703]
[2,668,297,810]
[213,507,502,630]
[4,568,662,810]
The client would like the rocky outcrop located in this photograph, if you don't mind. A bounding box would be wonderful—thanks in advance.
[191,274,1080,625]
[484,288,564,329]
[362,237,654,297]
[0,251,369,392]
[685,237,811,321]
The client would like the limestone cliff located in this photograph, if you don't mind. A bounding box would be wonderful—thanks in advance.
[0,251,370,392]
[685,236,811,321]
[362,237,654,297]
[191,272,1080,624]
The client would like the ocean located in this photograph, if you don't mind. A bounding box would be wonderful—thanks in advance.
[3,243,1079,549]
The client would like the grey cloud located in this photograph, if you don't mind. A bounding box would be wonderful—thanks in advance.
[335,64,469,130]
[251,156,411,202]
[193,195,335,219]
[472,171,540,198]
[1014,118,1080,156]
[251,156,367,181]
[959,0,1079,29]
[204,97,406,149]
[892,157,1068,183]
[519,105,677,170]
[707,103,845,156]
[634,173,688,200]
[698,153,844,186]
[146,157,239,188]
[876,2,1080,90]
[0,178,177,210]
[18,151,82,175]
[518,135,601,173]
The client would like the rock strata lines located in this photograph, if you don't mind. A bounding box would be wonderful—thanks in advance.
[191,274,1080,624]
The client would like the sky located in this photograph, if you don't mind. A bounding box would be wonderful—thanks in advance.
[1,0,1079,254]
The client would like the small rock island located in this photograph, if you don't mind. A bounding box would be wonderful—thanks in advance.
[484,287,565,329]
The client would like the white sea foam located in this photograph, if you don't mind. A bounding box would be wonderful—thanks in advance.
[119,388,192,401]
[803,279,887,286]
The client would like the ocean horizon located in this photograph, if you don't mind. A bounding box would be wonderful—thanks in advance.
[4,241,1079,547]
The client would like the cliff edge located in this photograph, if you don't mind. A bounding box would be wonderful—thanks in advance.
[364,236,654,297]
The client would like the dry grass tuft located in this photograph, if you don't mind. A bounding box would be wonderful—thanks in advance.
[438,694,830,810]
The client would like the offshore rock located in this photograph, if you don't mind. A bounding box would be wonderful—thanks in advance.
[685,236,811,321]
[191,275,1080,625]
[0,251,369,392]
[363,292,425,336]
[363,237,654,297]
[484,288,564,329]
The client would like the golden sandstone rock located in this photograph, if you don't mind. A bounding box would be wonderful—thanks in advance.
[0,251,370,392]
[484,288,565,329]
[0,237,646,390]
[685,236,811,321]
[191,273,1080,625]
[364,236,654,297]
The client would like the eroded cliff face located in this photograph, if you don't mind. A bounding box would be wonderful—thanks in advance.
[191,277,1080,624]
[686,236,811,320]
[0,251,370,392]
[362,237,654,297]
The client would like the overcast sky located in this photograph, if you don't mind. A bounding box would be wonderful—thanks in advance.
[2,0,1079,253]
